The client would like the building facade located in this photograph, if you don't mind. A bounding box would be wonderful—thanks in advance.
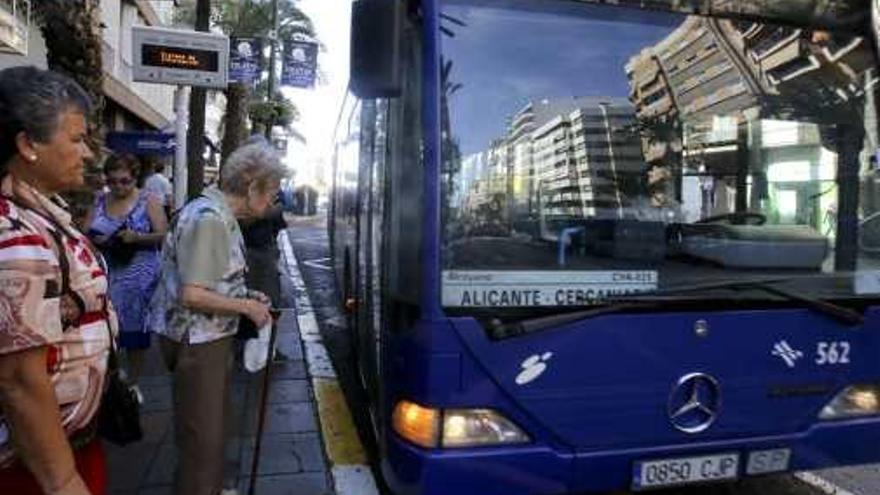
[0,1,176,138]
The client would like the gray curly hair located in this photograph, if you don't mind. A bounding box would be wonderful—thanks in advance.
[219,142,287,195]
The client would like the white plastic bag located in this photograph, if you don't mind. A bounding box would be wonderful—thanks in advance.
[243,321,273,373]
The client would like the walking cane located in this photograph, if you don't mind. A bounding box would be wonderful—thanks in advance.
[248,308,282,495]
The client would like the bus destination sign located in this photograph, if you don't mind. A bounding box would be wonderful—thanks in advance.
[442,271,658,307]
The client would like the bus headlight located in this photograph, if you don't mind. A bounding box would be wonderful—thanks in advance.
[442,409,530,448]
[392,401,530,448]
[819,384,880,420]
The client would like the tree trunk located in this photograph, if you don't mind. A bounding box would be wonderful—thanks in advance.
[221,82,250,163]
[186,0,211,199]
[187,88,207,199]
[33,0,105,225]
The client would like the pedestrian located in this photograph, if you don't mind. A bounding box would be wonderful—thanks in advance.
[237,134,286,343]
[240,201,288,359]
[88,153,167,402]
[0,66,116,495]
[240,203,285,307]
[149,142,282,495]
[237,135,287,359]
[141,154,173,214]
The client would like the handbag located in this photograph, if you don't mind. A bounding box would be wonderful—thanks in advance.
[38,200,144,445]
[87,197,140,268]
[96,345,143,445]
[237,315,259,340]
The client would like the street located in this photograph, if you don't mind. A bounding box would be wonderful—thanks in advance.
[283,213,880,495]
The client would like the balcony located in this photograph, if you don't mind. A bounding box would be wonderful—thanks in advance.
[0,0,29,56]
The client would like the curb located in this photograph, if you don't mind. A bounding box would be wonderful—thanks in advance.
[794,472,857,495]
[279,230,380,495]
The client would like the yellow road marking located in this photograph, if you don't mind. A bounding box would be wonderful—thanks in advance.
[314,377,368,465]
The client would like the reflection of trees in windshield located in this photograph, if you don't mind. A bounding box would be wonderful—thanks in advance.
[440,12,468,250]
[574,0,869,29]
[627,15,874,269]
[441,2,877,278]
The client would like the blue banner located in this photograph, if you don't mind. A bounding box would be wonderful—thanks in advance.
[281,40,318,88]
[229,37,263,84]
[105,132,175,155]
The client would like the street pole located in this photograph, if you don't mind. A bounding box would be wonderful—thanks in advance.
[265,0,280,140]
[186,0,211,200]
[173,86,189,210]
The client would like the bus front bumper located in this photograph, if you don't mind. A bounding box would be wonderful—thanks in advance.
[382,417,880,495]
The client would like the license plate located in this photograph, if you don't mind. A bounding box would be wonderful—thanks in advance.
[746,448,791,475]
[633,453,739,490]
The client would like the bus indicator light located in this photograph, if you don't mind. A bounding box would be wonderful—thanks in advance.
[392,401,440,448]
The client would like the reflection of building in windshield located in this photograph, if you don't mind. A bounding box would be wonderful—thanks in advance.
[625,13,874,230]
[627,15,872,154]
[456,97,644,231]
[533,98,642,222]
[578,0,866,28]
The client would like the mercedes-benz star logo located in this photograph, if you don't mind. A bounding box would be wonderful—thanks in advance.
[667,373,721,434]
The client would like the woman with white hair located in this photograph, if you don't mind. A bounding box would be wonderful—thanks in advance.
[150,142,284,495]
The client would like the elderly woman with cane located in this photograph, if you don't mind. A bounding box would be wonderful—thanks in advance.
[150,143,283,495]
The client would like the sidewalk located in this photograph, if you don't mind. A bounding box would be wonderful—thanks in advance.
[105,255,332,494]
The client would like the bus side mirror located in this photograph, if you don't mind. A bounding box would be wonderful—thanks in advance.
[351,0,403,98]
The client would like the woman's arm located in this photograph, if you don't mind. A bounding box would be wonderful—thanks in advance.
[119,195,168,247]
[0,348,90,495]
[181,285,271,327]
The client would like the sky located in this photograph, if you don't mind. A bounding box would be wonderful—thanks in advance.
[281,0,351,188]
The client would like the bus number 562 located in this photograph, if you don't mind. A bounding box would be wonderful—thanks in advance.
[816,341,851,365]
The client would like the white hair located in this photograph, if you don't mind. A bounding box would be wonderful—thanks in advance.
[220,143,286,195]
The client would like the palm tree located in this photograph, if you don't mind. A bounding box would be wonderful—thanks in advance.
[33,0,105,222]
[177,0,316,161]
[33,1,105,151]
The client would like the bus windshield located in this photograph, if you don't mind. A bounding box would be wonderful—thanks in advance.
[439,0,880,309]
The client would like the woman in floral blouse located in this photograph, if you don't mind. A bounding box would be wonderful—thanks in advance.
[0,66,117,495]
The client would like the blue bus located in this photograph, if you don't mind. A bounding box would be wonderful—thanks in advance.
[331,1,880,493]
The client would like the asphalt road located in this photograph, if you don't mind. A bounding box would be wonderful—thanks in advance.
[283,214,879,495]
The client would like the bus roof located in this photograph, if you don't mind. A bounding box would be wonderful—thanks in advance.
[571,0,869,32]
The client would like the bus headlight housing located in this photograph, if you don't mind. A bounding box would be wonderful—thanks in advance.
[392,401,530,448]
[442,409,530,448]
[819,384,880,420]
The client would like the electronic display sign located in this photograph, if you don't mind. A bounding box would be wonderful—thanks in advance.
[141,45,220,72]
[133,26,229,88]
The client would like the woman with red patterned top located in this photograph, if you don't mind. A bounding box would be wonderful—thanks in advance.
[0,66,116,495]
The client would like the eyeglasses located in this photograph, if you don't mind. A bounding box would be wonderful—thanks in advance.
[106,177,133,186]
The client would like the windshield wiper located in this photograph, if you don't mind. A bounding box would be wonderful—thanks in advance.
[495,277,863,337]
[632,278,864,327]
[493,301,665,338]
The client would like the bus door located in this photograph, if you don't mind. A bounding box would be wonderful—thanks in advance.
[355,99,387,411]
